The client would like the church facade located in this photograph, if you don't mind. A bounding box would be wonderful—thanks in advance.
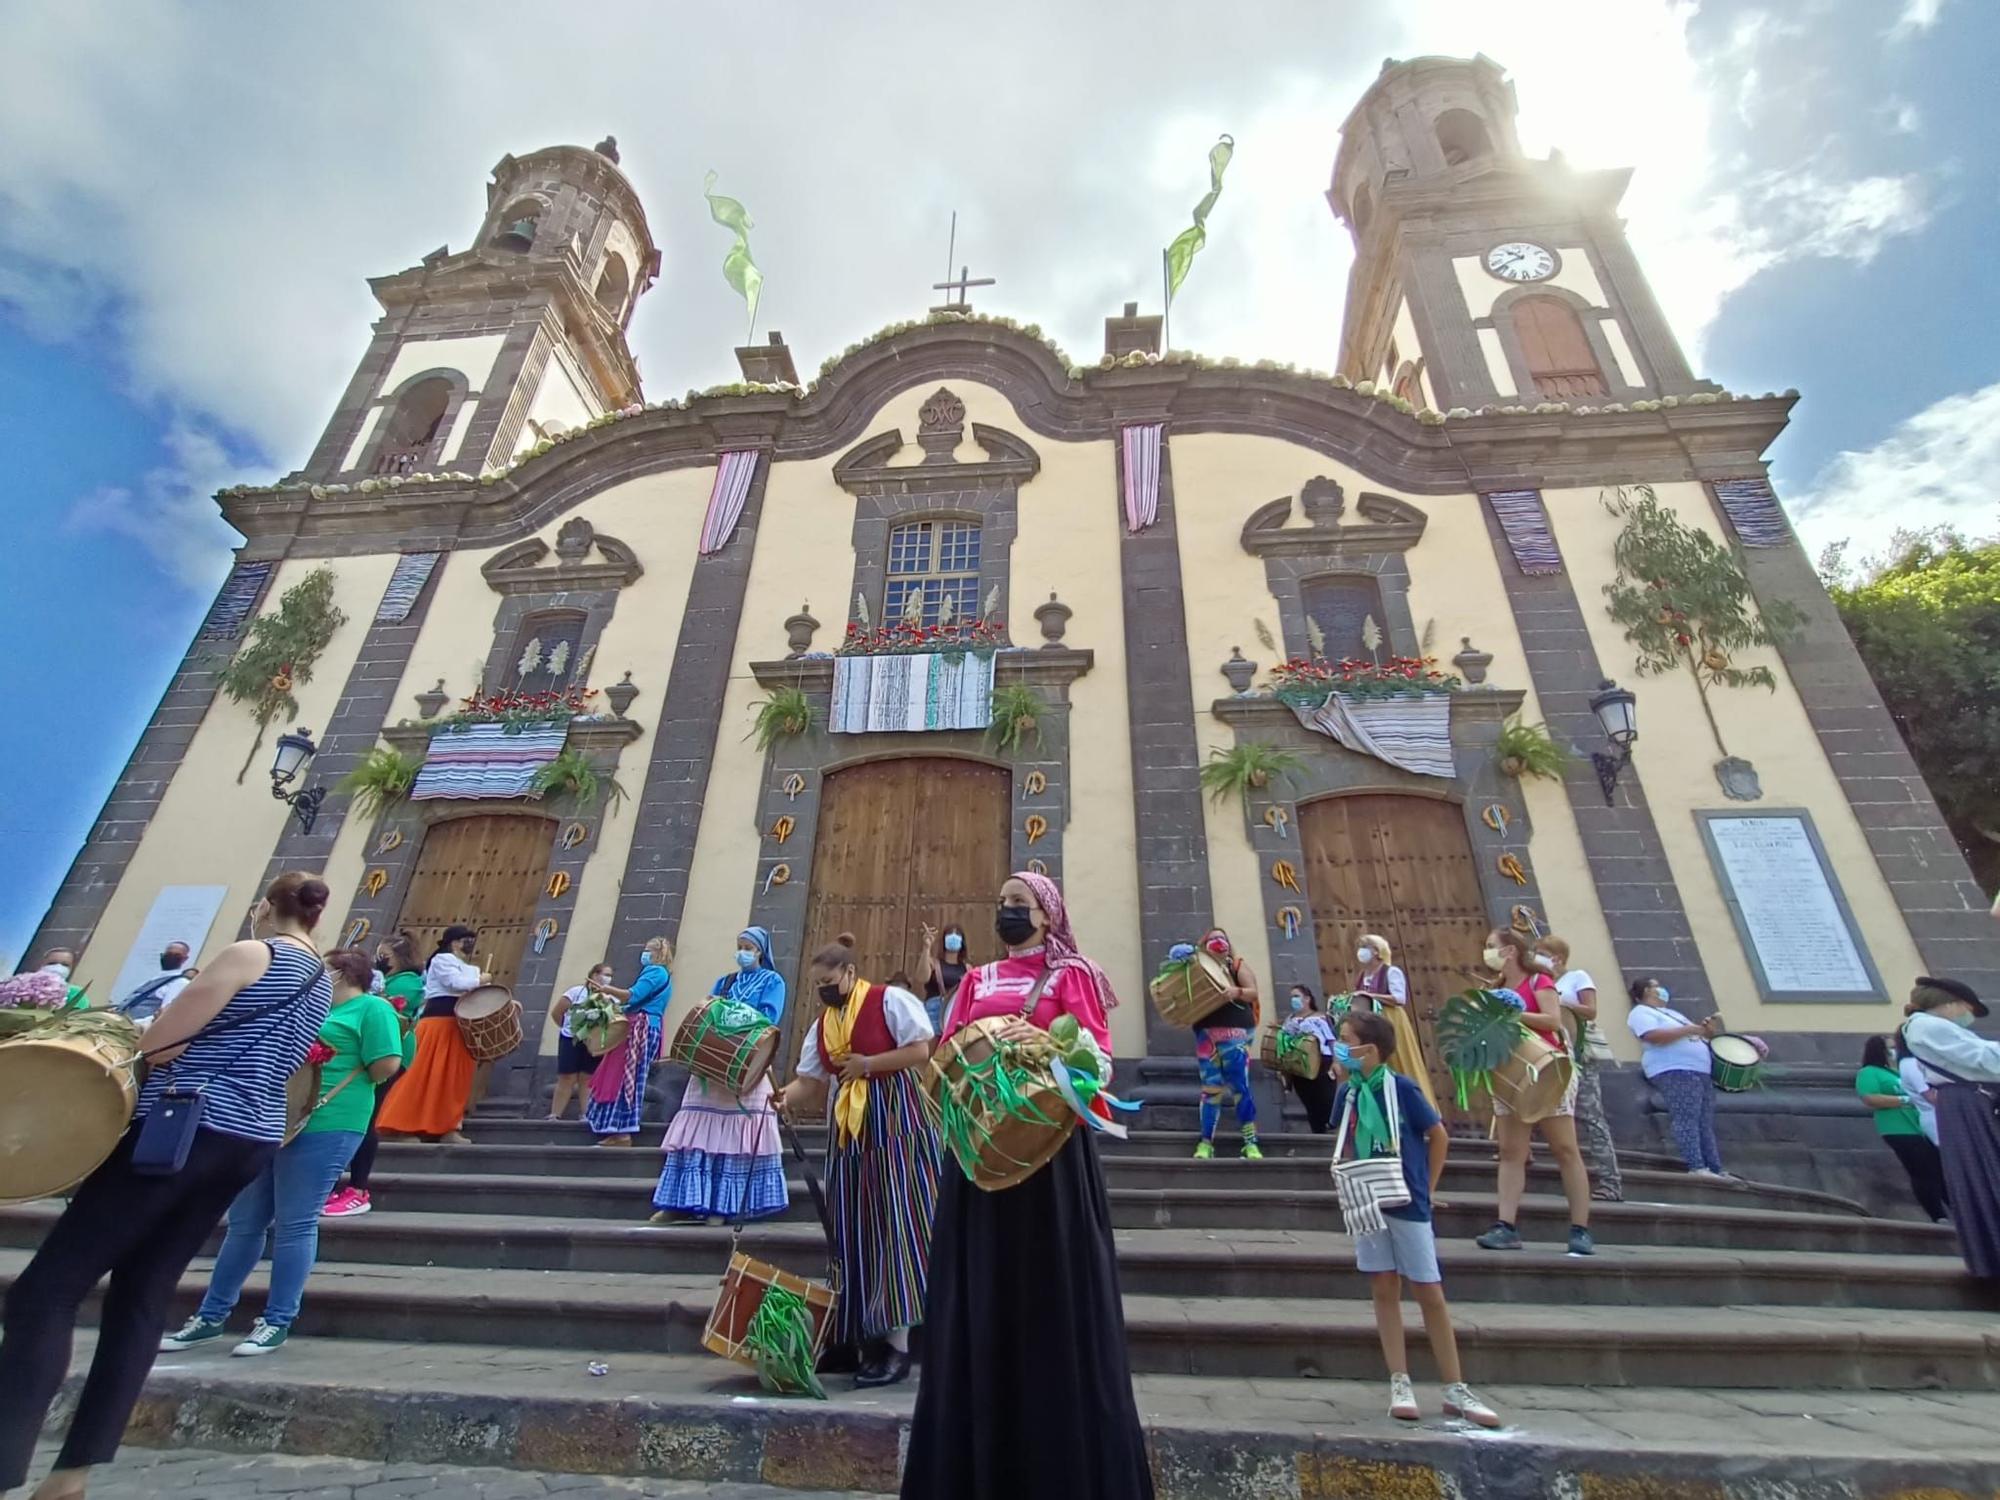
[33,56,1998,1108]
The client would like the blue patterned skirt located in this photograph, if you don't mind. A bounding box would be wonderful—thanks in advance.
[652,1074,788,1219]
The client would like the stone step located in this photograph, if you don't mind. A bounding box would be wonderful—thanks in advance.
[85,1333,2000,1496]
[19,1254,2000,1389]
[378,1140,1867,1215]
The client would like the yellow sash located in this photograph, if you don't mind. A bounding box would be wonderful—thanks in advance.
[821,979,872,1147]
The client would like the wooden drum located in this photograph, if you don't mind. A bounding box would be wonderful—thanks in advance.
[456,985,523,1063]
[1260,1025,1323,1081]
[670,997,779,1096]
[703,1250,838,1373]
[1490,1029,1575,1122]
[1149,951,1234,1029]
[925,1015,1076,1192]
[0,1014,142,1204]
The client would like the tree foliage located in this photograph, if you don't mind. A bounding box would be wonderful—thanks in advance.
[1827,530,2000,894]
[218,566,348,781]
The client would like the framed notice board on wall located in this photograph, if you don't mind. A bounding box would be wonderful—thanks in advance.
[1695,810,1885,1004]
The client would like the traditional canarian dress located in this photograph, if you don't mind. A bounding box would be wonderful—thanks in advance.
[1280,1010,1340,1133]
[796,980,940,1345]
[1902,1011,2000,1279]
[1355,963,1442,1114]
[586,960,671,1138]
[900,950,1154,1500]
[376,951,481,1137]
[652,928,789,1220]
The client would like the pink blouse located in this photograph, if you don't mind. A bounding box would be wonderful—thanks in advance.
[940,950,1113,1054]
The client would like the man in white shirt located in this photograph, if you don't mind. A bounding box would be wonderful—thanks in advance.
[1537,937,1622,1201]
[115,941,194,1022]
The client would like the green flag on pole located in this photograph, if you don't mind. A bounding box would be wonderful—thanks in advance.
[703,170,763,339]
[1163,134,1234,307]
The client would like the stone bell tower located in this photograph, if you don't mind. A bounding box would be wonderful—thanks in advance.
[1330,55,1709,412]
[297,136,660,482]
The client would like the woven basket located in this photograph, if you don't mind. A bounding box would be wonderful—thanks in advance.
[1148,952,1234,1029]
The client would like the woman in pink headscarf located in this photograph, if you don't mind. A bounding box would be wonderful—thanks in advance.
[900,871,1153,1500]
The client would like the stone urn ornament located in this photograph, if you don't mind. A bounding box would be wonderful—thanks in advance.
[1221,647,1257,695]
[784,604,820,657]
[1034,592,1072,648]
[414,679,449,720]
[605,671,640,719]
[1452,637,1494,687]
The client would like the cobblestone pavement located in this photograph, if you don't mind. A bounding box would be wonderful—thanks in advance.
[24,1444,874,1499]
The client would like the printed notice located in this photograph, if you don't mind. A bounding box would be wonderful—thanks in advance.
[1705,816,1874,995]
[103,885,230,1008]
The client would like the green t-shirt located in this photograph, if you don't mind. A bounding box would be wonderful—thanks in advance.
[304,993,405,1135]
[1854,1065,1922,1137]
[383,970,422,1068]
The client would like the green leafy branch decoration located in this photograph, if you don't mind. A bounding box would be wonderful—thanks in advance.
[1600,484,1804,759]
[220,566,347,782]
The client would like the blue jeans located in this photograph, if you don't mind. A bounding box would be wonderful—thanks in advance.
[198,1129,362,1329]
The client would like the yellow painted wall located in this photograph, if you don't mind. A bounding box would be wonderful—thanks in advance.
[382,333,507,398]
[1546,481,1925,1034]
[74,554,396,991]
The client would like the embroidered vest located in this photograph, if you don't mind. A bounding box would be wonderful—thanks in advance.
[816,981,896,1063]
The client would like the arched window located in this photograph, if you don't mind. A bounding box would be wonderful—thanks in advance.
[884,519,982,626]
[506,609,588,691]
[1510,296,1608,399]
[1435,109,1493,168]
[373,376,453,476]
[1351,183,1375,235]
[593,254,631,318]
[1301,575,1387,662]
[492,200,541,253]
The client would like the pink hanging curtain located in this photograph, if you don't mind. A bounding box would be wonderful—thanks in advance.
[1120,423,1163,533]
[699,450,761,555]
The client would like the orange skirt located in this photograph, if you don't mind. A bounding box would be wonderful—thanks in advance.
[376,1016,475,1136]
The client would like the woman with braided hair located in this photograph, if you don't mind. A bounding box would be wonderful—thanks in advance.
[899,871,1153,1500]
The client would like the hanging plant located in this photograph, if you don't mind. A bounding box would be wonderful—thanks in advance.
[988,683,1044,753]
[220,566,348,782]
[1199,742,1305,810]
[1600,485,1806,758]
[530,747,627,812]
[751,687,814,750]
[336,746,423,820]
[1494,715,1570,780]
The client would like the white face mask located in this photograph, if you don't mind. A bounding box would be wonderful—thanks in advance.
[43,963,71,980]
[1355,947,1374,965]
[1481,947,1503,971]
[1534,954,1556,972]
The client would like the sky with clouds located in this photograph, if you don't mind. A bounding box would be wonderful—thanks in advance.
[1,0,1994,963]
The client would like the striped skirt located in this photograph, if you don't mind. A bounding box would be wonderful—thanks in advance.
[828,1066,941,1344]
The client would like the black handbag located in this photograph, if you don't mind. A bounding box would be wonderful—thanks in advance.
[130,945,326,1177]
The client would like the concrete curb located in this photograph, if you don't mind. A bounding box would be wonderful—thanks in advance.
[55,1370,2000,1500]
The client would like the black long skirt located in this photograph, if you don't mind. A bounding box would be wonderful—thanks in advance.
[900,1127,1153,1500]
[1936,1084,2000,1279]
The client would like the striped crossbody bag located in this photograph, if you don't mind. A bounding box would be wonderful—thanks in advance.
[1329,1072,1410,1236]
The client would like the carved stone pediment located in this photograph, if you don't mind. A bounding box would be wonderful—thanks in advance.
[482,518,643,594]
[833,393,1041,494]
[1239,477,1427,558]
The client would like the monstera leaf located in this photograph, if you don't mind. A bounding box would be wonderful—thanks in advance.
[1435,989,1529,1109]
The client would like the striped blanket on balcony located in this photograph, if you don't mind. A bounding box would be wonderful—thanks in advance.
[1291,692,1454,779]
[413,723,568,800]
[830,652,995,735]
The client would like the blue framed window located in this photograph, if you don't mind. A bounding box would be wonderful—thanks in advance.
[884,520,982,626]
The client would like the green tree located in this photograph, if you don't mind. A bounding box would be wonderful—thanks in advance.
[1826,530,2000,895]
[218,565,348,781]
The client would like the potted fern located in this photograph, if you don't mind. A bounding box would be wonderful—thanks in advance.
[988,683,1044,753]
[529,747,626,811]
[336,746,423,819]
[1199,742,1305,809]
[1493,716,1570,780]
[750,687,814,750]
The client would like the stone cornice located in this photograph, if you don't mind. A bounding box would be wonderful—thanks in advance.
[832,420,1040,494]
[750,647,1094,695]
[216,319,1797,555]
[1211,686,1526,729]
[480,519,643,595]
[381,715,644,763]
[1240,481,1429,558]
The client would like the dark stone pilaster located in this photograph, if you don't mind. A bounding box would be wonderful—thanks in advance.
[1479,497,1717,1011]
[1707,482,2000,997]
[27,562,277,967]
[1116,429,1213,1052]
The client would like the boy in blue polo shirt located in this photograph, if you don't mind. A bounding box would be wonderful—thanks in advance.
[1332,1010,1501,1427]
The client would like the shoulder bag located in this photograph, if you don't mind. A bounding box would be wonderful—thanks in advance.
[1329,1073,1411,1237]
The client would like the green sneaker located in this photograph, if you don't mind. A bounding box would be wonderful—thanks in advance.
[1193,1140,1215,1160]
[160,1316,227,1351]
[231,1318,289,1357]
[1242,1140,1264,1161]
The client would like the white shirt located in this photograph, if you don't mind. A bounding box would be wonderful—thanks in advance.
[1897,1054,1939,1145]
[1555,969,1595,1009]
[147,970,193,1012]
[423,951,483,1001]
[1627,1004,1711,1078]
[798,984,934,1081]
[557,984,590,1038]
[1283,1012,1337,1055]
[1904,1011,2000,1085]
[1361,965,1409,1007]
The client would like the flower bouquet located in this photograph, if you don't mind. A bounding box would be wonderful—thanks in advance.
[1268,655,1460,708]
[571,989,624,1057]
[0,971,74,1038]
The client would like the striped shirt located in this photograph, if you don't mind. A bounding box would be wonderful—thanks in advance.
[135,939,332,1144]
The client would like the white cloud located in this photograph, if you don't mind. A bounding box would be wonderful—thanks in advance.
[67,421,252,589]
[1891,0,1946,38]
[1788,380,2000,561]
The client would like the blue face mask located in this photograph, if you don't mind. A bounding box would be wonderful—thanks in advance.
[1332,1041,1356,1069]
[1655,986,1671,1005]
[735,949,759,970]
[1955,1011,1979,1030]
[637,948,653,966]
[1289,995,1306,1013]
[944,933,964,954]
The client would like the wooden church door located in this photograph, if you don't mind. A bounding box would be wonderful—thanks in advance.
[1298,794,1490,1120]
[393,814,557,993]
[794,757,1010,1063]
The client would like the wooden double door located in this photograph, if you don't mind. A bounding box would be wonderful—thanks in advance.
[802,755,1011,1011]
[392,814,557,994]
[1299,794,1490,1119]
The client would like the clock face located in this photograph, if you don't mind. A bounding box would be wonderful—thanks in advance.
[1485,241,1557,282]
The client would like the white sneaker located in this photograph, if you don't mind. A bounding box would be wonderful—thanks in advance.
[231,1318,288,1357]
[1388,1371,1420,1421]
[1689,1168,1726,1180]
[1443,1381,1502,1429]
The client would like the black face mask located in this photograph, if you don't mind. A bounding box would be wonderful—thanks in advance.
[817,981,847,1007]
[159,953,182,971]
[374,958,392,974]
[995,905,1038,946]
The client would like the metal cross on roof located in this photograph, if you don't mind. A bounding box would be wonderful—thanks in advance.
[930,211,995,311]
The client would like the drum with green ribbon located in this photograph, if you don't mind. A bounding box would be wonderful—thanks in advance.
[1709,1033,1765,1093]
[1147,951,1233,1029]
[669,996,780,1096]
[1259,1024,1323,1080]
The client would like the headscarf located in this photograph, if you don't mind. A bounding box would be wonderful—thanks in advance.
[1014,870,1120,1011]
[718,925,786,1024]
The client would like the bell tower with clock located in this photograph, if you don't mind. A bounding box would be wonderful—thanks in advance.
[1329,54,1713,411]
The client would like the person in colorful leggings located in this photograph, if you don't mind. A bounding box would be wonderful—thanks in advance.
[1192,927,1262,1162]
